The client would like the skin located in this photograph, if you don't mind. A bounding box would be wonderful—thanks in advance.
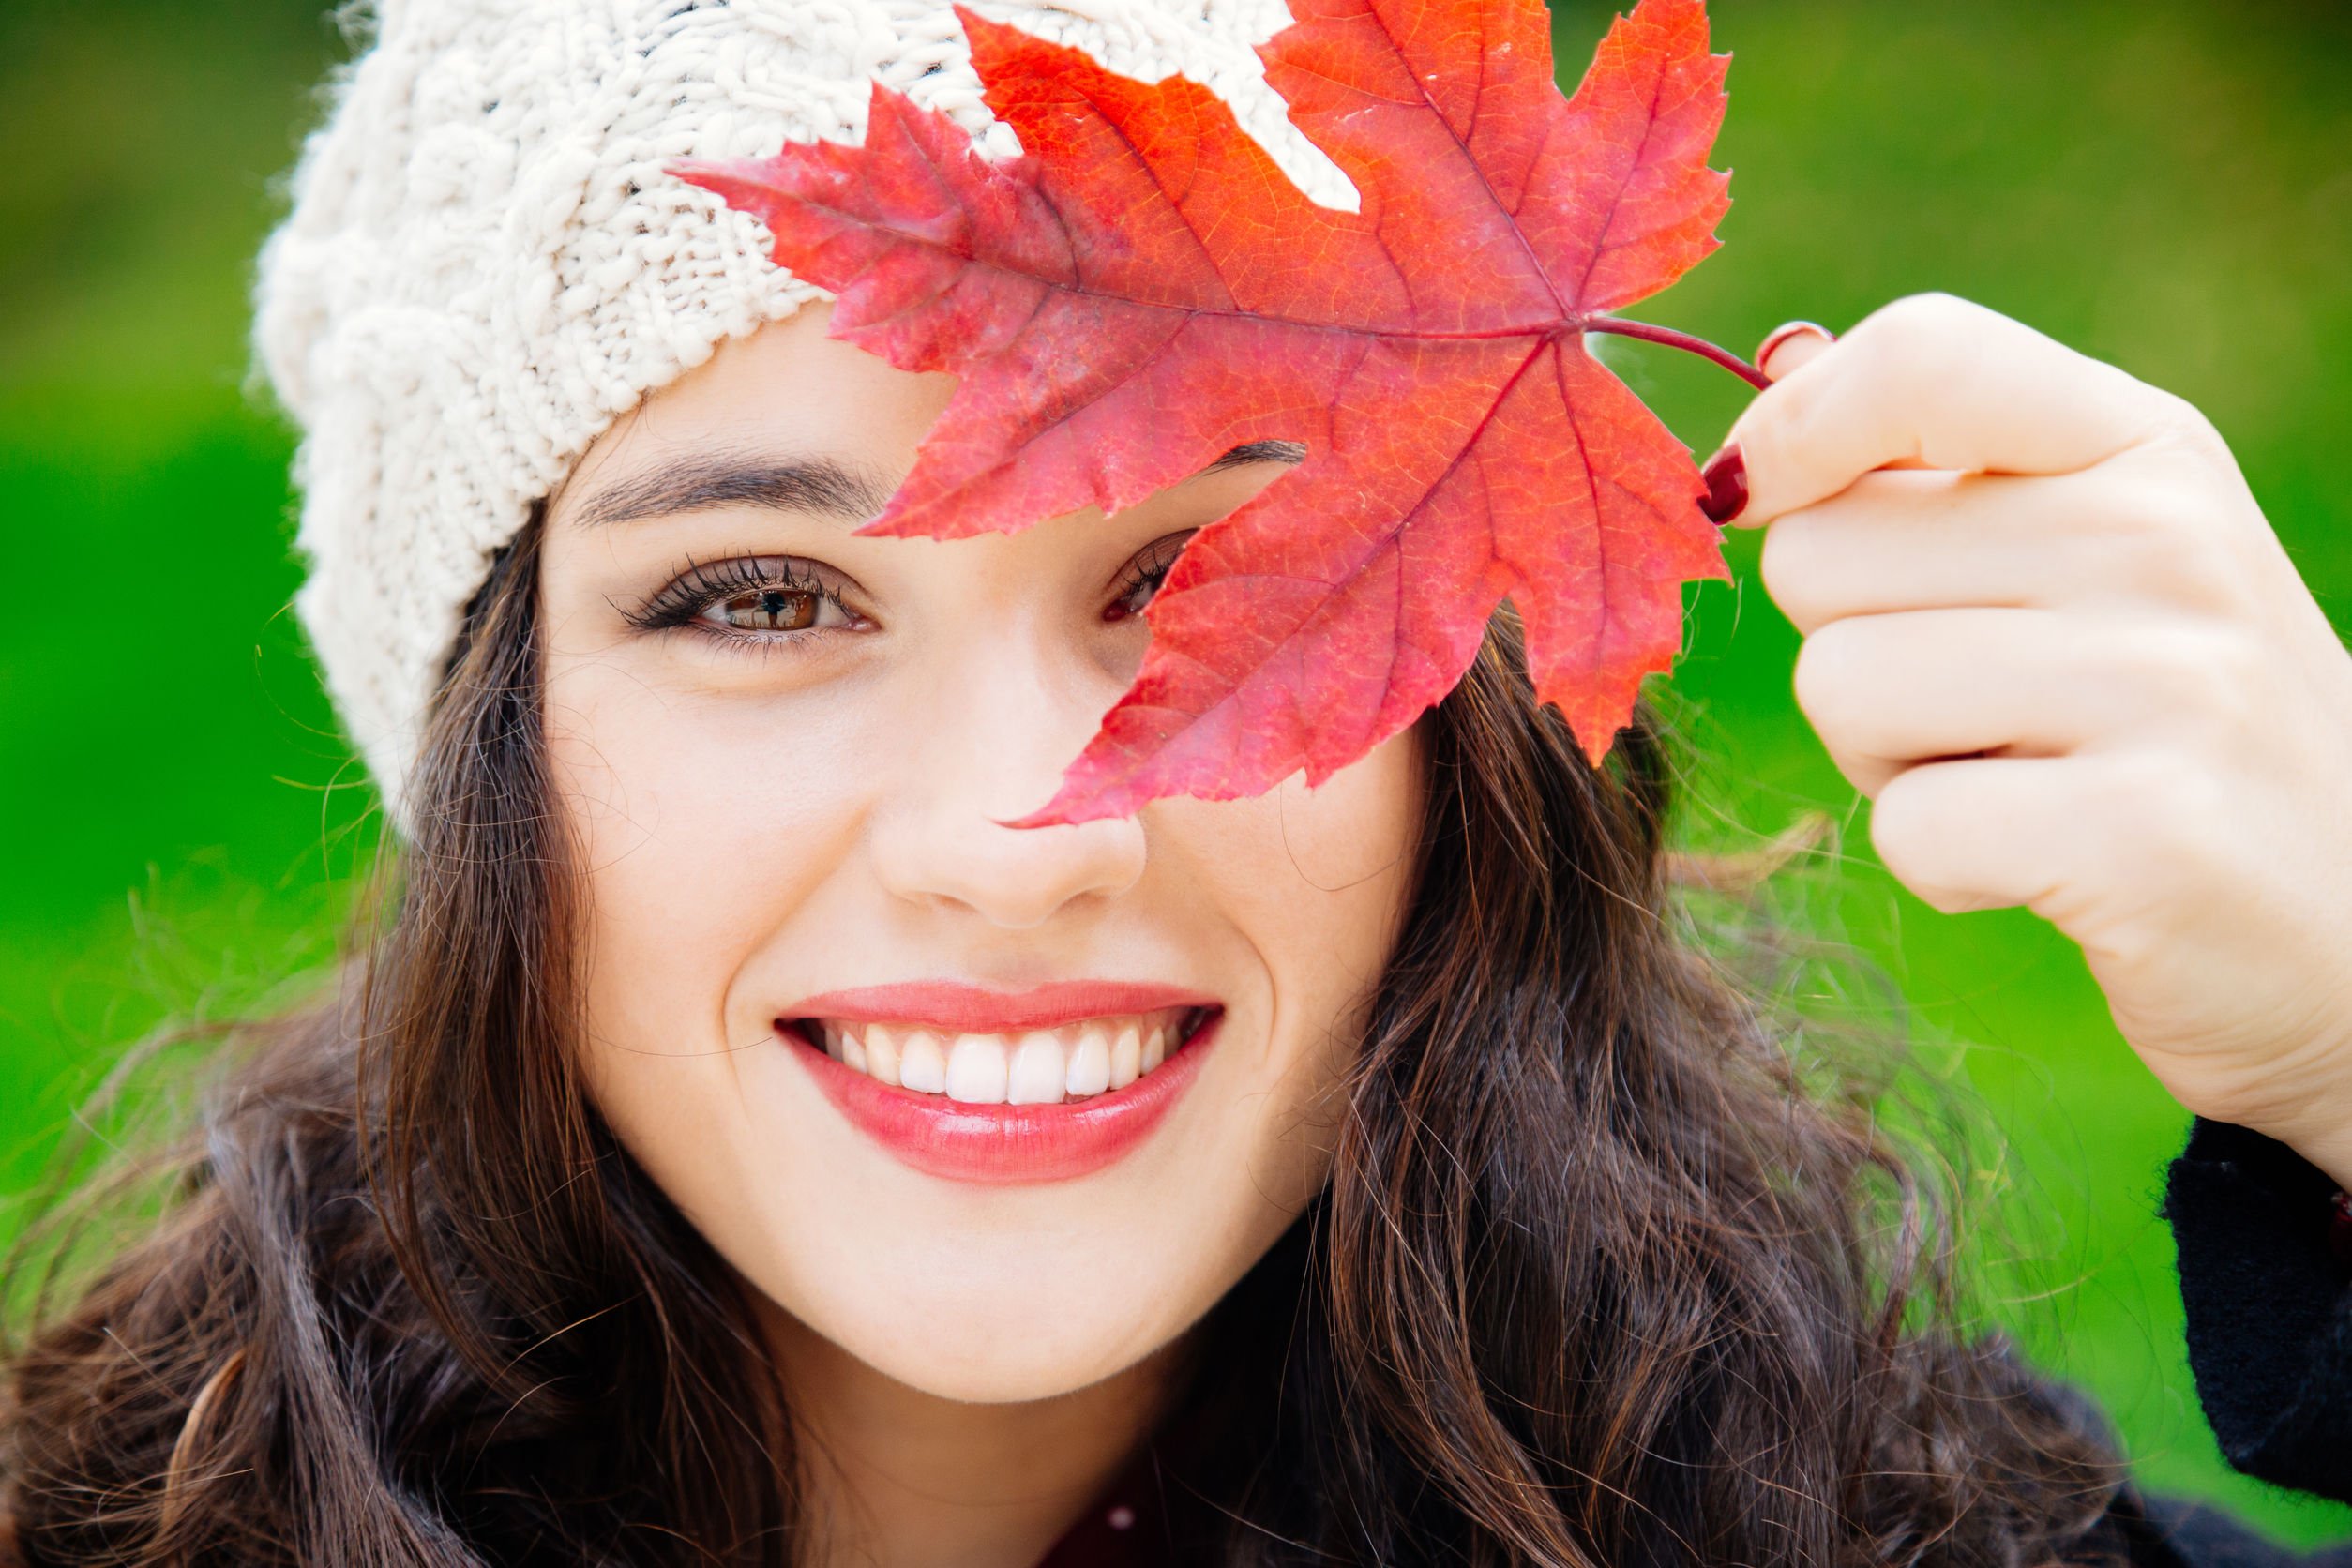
[537,306,1420,1568]
[534,290,2350,1563]
[1731,294,2352,1193]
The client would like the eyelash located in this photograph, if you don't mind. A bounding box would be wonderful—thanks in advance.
[1107,535,1189,622]
[620,554,861,645]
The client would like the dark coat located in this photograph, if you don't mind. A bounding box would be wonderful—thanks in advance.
[2139,1118,2352,1564]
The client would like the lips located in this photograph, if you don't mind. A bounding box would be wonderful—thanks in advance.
[780,981,1222,1184]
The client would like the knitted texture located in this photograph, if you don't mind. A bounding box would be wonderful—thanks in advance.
[255,0,1349,827]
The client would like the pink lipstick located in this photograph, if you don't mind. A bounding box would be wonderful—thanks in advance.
[780,981,1222,1184]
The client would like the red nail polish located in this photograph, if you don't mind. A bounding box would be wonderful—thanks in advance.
[1699,444,1747,524]
[1756,320,1835,373]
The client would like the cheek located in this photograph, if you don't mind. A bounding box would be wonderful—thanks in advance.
[1160,727,1423,1202]
[1223,725,1420,998]
[543,657,869,1128]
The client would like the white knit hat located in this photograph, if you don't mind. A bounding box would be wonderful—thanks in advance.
[256,0,1351,827]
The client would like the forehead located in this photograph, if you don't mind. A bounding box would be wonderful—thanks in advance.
[573,308,959,494]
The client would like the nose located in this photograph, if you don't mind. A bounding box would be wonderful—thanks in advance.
[867,629,1147,929]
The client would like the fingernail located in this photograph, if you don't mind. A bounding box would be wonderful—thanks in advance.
[1698,444,1747,524]
[1756,320,1836,374]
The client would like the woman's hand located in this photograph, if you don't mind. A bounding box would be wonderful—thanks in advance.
[1719,294,2352,1187]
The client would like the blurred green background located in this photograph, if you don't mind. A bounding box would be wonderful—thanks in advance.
[3,0,2348,1544]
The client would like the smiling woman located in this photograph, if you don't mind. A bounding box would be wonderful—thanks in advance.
[9,1,2352,1566]
[0,434,2124,1567]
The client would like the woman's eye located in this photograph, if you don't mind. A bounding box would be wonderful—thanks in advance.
[1107,534,1193,623]
[705,585,841,633]
[623,555,867,644]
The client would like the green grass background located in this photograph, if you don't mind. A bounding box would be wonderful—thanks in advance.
[3,0,2349,1543]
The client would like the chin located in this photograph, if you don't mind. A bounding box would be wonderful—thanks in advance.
[812,1279,1177,1404]
[869,1340,1138,1405]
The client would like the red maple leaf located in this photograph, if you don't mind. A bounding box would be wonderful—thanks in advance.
[678,0,1737,825]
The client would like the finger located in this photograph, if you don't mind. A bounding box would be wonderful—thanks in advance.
[1760,324,1937,468]
[1869,756,2088,915]
[1696,322,1837,521]
[1721,294,2187,529]
[1758,465,2187,635]
[1756,320,1836,381]
[1794,606,2176,796]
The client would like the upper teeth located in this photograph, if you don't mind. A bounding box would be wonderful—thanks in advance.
[811,1008,1197,1104]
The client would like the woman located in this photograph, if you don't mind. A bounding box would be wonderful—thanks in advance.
[5,1,2350,1563]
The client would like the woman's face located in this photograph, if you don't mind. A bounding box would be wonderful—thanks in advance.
[540,308,1420,1403]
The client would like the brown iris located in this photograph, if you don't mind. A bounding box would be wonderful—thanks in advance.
[718,587,820,632]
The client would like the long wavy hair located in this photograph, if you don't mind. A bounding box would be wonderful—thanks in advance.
[0,511,2123,1566]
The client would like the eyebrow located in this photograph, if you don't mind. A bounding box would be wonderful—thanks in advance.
[1205,439,1307,472]
[573,454,895,529]
[570,441,1307,530]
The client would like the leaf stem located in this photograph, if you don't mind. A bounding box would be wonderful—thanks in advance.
[1582,317,1772,391]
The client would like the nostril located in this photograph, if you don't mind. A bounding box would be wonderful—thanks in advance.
[870,804,1150,929]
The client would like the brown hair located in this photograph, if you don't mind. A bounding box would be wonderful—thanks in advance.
[0,514,2121,1566]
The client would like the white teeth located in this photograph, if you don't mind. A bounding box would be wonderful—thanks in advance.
[898,1029,947,1094]
[1066,1027,1111,1098]
[865,1023,901,1088]
[1008,1031,1065,1105]
[945,1033,1009,1104]
[1109,1024,1141,1090]
[808,1008,1205,1103]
